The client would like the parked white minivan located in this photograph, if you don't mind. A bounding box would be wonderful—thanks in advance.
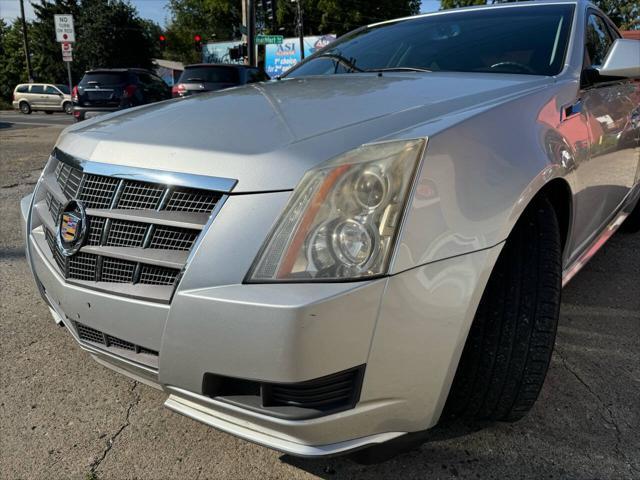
[12,83,73,115]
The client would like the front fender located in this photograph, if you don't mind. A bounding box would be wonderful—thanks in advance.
[391,80,580,273]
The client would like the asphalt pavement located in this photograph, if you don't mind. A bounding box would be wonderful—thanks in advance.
[0,110,75,129]
[1,124,639,480]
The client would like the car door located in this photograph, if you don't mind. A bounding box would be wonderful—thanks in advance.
[570,11,640,253]
[28,84,46,108]
[44,85,62,109]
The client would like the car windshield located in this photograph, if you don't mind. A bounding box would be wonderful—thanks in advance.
[56,84,70,94]
[286,5,574,78]
[179,67,240,83]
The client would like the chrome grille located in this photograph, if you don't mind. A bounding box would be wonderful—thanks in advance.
[139,265,179,286]
[37,153,228,301]
[116,182,164,210]
[149,226,199,251]
[105,220,147,248]
[166,188,219,213]
[68,253,98,281]
[45,228,66,273]
[101,257,136,283]
[86,217,106,246]
[56,162,82,198]
[46,192,62,221]
[77,174,119,208]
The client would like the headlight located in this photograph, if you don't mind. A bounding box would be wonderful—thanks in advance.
[246,139,425,282]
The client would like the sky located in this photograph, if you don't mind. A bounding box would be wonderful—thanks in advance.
[0,0,441,27]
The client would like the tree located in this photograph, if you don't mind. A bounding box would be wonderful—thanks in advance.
[440,0,639,30]
[164,0,241,63]
[275,0,422,37]
[0,19,29,102]
[593,0,639,30]
[162,0,422,63]
[30,0,81,85]
[440,0,485,9]
[26,0,158,84]
[75,0,158,70]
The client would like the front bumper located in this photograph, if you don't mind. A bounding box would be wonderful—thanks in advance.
[22,189,502,456]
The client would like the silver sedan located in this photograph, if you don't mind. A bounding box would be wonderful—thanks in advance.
[21,0,640,458]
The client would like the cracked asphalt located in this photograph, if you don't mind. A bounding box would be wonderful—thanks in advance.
[1,124,639,479]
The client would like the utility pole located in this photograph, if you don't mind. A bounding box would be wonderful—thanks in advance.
[248,0,256,66]
[19,0,34,82]
[242,0,257,67]
[294,0,304,60]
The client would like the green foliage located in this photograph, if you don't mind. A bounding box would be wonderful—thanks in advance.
[0,19,28,101]
[163,0,241,63]
[162,0,421,62]
[74,0,159,70]
[593,0,639,30]
[274,0,422,37]
[441,0,639,30]
[440,0,486,9]
[0,0,160,102]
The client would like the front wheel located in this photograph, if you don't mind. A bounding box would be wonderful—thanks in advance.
[444,195,562,422]
[19,102,31,114]
[63,102,73,115]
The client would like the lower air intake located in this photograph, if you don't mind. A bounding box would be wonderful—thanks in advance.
[75,321,159,359]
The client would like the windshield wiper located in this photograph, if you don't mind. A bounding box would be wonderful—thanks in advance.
[364,67,432,73]
[315,52,363,73]
[185,77,205,81]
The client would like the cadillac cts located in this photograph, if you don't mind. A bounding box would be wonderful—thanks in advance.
[21,0,640,457]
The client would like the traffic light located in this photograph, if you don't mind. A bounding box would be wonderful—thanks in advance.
[194,34,203,52]
[262,0,275,24]
[159,34,166,50]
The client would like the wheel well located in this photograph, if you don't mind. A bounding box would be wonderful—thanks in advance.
[534,178,572,252]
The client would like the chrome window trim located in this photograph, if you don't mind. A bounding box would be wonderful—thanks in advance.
[52,148,238,193]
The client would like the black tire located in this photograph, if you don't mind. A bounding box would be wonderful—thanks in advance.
[63,102,73,115]
[19,102,31,114]
[45,110,54,115]
[443,196,562,422]
[620,198,640,233]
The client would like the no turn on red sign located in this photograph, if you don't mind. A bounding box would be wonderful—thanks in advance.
[54,14,75,42]
[61,42,73,62]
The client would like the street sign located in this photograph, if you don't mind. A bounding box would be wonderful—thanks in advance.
[54,14,75,42]
[255,34,283,45]
[61,42,73,62]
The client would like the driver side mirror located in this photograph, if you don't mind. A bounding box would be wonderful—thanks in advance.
[596,39,640,78]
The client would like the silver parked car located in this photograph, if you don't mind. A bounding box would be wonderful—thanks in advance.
[13,83,73,115]
[21,0,640,457]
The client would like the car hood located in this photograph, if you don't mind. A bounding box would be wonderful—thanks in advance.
[57,72,552,192]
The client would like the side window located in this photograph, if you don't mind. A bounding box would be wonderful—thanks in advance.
[152,74,167,86]
[16,85,29,93]
[30,85,45,94]
[44,86,59,95]
[585,14,613,67]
